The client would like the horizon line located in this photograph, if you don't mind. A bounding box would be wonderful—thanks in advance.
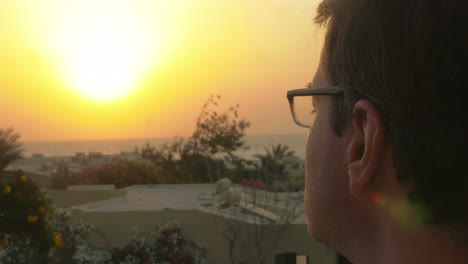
[22,132,306,143]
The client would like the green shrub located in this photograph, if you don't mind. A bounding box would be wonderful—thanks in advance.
[141,142,231,183]
[0,169,59,263]
[51,158,167,189]
[50,160,77,189]
[80,159,166,188]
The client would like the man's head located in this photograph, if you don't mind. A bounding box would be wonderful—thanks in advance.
[297,0,468,261]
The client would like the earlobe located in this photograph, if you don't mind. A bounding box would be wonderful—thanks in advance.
[347,99,385,200]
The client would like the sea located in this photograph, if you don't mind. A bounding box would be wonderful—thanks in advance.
[22,134,307,159]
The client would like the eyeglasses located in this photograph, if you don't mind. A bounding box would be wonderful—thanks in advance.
[287,86,343,128]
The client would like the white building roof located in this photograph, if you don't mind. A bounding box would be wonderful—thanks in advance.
[79,184,214,212]
[74,184,307,224]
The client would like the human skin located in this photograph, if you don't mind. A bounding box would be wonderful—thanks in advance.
[303,53,468,264]
[304,59,379,261]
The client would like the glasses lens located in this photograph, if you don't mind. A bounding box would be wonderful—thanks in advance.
[293,96,316,128]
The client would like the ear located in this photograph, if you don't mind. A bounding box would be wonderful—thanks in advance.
[347,99,386,200]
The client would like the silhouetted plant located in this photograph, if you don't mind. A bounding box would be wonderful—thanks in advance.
[191,95,250,157]
[0,128,24,169]
[255,144,298,185]
[142,95,251,183]
[189,95,250,182]
[141,141,229,184]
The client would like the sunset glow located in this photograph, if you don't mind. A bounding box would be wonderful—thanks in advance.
[44,1,164,102]
[0,0,321,141]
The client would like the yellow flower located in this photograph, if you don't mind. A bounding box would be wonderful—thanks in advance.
[21,176,27,183]
[39,207,46,214]
[1,168,6,172]
[4,186,11,194]
[27,214,38,223]
[53,233,62,246]
[15,168,22,173]
[2,239,9,247]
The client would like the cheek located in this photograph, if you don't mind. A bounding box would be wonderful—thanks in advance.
[304,126,326,217]
[305,123,327,190]
[304,122,349,227]
[304,131,316,189]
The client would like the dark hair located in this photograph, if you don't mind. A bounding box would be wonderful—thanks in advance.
[315,0,468,239]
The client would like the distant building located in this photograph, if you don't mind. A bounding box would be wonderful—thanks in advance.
[89,152,103,158]
[87,152,111,166]
[75,152,86,159]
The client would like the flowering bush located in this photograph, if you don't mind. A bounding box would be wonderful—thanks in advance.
[110,221,207,264]
[0,170,111,264]
[2,170,207,263]
[241,178,266,190]
[0,169,59,264]
[50,208,110,264]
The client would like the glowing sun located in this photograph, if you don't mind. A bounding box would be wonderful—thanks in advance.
[48,1,162,102]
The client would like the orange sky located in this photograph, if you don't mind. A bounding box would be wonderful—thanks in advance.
[0,0,324,141]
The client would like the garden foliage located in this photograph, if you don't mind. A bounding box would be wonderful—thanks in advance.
[110,221,206,264]
[0,170,59,264]
[1,174,207,264]
[47,98,304,191]
[0,128,23,169]
[50,95,251,187]
[141,95,251,183]
[51,158,165,189]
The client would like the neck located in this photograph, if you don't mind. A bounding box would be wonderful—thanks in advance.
[373,224,468,264]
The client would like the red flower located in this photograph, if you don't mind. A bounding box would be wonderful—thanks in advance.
[126,246,135,255]
[112,248,122,257]
[171,256,180,264]
[143,252,151,263]
[177,239,186,246]
[256,180,266,189]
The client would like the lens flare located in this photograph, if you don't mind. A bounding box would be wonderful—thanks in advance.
[371,192,431,232]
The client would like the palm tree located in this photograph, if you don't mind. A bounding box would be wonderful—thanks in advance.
[0,128,24,169]
[265,144,296,161]
[255,144,297,184]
